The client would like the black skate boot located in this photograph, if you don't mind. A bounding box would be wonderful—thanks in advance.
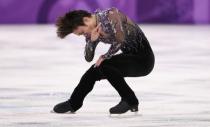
[52,100,75,113]
[109,100,138,114]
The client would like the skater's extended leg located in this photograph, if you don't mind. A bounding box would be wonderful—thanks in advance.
[68,65,104,111]
[53,65,104,113]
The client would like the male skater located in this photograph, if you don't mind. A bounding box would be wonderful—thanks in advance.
[53,7,155,114]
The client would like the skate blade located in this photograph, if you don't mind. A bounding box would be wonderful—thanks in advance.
[50,110,75,114]
[109,111,141,118]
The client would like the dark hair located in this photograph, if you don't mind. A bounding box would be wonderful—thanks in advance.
[56,10,91,39]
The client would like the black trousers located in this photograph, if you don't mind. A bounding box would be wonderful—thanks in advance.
[69,50,155,111]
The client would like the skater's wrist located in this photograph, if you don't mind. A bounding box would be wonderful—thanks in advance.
[101,54,111,60]
[90,38,99,43]
[100,55,106,60]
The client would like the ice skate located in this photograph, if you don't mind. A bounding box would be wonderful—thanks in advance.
[109,100,138,115]
[52,100,75,114]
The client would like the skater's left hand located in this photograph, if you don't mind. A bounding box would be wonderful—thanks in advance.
[94,56,104,68]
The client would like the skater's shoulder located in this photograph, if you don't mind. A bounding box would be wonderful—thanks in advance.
[108,7,119,12]
[94,7,120,16]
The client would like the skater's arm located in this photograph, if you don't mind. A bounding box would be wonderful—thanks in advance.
[101,42,122,60]
[101,7,126,59]
[84,23,102,62]
[84,35,100,62]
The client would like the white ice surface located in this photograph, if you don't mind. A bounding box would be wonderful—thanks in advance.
[0,25,210,127]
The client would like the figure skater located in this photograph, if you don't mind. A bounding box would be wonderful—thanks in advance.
[53,7,155,114]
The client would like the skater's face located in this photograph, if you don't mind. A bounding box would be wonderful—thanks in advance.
[73,16,96,36]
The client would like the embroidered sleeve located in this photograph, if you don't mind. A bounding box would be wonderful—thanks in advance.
[84,35,100,62]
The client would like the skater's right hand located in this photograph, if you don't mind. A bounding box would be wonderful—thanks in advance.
[91,23,101,42]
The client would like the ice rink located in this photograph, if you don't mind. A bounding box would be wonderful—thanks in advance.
[0,25,210,127]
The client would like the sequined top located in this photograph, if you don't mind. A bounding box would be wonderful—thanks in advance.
[84,7,153,62]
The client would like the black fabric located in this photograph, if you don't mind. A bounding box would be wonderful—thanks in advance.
[69,42,155,111]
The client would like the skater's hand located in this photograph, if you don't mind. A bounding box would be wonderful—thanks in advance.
[94,55,104,68]
[91,23,101,42]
